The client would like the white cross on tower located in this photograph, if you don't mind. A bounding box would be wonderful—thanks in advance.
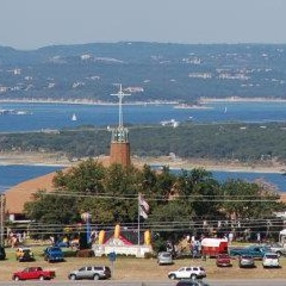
[111,84,131,128]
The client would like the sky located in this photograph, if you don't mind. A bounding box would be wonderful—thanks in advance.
[1,0,286,50]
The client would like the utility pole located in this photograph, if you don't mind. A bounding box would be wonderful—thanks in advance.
[0,194,5,246]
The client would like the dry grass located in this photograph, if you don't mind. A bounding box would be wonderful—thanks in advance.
[0,246,285,281]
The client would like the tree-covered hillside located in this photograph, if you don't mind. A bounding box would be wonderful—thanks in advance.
[0,42,286,101]
[1,122,286,163]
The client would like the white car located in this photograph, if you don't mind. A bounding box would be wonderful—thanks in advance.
[168,266,206,280]
[262,253,280,268]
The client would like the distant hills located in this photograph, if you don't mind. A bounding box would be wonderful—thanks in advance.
[0,42,286,102]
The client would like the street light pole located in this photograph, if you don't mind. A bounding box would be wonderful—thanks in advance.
[81,212,92,247]
[0,194,5,246]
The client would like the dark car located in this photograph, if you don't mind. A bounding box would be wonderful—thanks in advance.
[68,265,111,280]
[16,248,35,262]
[0,246,6,260]
[216,254,232,267]
[44,247,64,263]
[238,255,255,268]
[176,280,210,286]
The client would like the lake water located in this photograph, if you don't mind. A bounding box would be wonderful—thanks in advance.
[150,166,286,192]
[0,101,286,191]
[0,165,63,193]
[1,165,285,193]
[0,101,285,132]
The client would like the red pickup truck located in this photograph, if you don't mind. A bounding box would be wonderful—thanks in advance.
[12,267,56,281]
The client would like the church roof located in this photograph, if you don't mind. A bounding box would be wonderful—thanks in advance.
[5,171,56,215]
[4,156,113,215]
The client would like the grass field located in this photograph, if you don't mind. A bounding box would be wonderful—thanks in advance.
[0,246,285,281]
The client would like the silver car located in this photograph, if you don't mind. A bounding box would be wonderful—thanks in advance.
[238,255,255,268]
[157,251,174,265]
[68,266,111,280]
[268,243,286,257]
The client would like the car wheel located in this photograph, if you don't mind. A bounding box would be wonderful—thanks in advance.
[93,274,100,280]
[69,274,76,280]
[190,274,197,280]
[169,274,176,280]
[39,275,44,281]
[13,276,20,281]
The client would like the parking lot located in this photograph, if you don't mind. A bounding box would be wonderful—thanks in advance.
[0,246,285,281]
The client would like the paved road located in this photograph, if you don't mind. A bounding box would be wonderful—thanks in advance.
[0,280,285,286]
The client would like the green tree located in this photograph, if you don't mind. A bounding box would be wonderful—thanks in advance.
[24,190,79,224]
[221,179,283,219]
[176,168,222,219]
[53,158,106,194]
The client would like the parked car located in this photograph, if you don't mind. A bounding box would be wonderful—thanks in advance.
[168,267,206,280]
[16,248,35,262]
[216,253,232,267]
[230,245,270,259]
[12,267,56,281]
[44,246,64,262]
[238,255,255,268]
[267,242,286,257]
[262,253,280,268]
[176,280,210,286]
[68,265,111,280]
[0,246,6,260]
[157,251,174,265]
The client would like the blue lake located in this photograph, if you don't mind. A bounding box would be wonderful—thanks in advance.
[0,165,285,193]
[213,171,286,192]
[0,165,63,193]
[0,101,285,132]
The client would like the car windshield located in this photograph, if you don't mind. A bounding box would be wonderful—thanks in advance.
[50,248,62,253]
[218,254,229,258]
[265,254,278,259]
[241,255,252,259]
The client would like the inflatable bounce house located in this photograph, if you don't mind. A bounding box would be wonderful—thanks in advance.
[93,224,153,258]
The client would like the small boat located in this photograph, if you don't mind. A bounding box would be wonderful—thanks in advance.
[223,107,228,113]
[71,113,77,121]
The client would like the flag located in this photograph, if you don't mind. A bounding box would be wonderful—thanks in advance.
[138,193,149,219]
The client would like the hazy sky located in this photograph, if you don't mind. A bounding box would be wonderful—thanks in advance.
[1,0,286,50]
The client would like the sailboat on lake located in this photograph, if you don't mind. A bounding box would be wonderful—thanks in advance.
[71,113,77,121]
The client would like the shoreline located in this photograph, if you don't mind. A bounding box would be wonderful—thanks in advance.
[1,96,286,106]
[0,152,72,168]
[199,96,286,103]
[136,157,286,174]
[0,153,285,174]
[0,98,178,106]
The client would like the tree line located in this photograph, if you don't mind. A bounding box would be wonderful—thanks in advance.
[1,122,286,162]
[24,159,285,244]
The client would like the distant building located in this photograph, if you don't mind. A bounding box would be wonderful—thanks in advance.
[125,86,144,93]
